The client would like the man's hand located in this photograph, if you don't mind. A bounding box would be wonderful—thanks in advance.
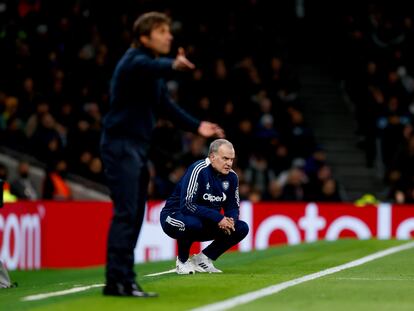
[172,47,195,71]
[198,121,225,138]
[218,217,235,235]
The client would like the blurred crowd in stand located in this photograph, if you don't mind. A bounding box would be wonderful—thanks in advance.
[0,0,368,203]
[340,1,414,203]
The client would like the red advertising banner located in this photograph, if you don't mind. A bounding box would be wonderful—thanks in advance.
[0,201,413,270]
[0,202,112,269]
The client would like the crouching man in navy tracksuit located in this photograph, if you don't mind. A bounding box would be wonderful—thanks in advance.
[160,139,249,274]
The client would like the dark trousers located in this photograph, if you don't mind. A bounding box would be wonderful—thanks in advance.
[101,135,150,284]
[160,210,249,262]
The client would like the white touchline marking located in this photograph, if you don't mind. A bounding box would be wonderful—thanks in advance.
[334,277,414,281]
[191,241,414,311]
[22,284,105,301]
[144,269,176,277]
[21,268,177,302]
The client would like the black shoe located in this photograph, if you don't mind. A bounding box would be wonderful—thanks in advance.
[103,282,158,298]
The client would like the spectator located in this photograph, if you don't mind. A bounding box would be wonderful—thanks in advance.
[279,167,307,201]
[42,159,72,200]
[0,163,17,203]
[244,153,276,195]
[318,178,343,202]
[179,135,207,167]
[286,108,316,158]
[263,179,283,201]
[10,161,39,200]
[25,98,50,139]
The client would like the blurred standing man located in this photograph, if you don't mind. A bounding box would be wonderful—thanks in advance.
[160,139,249,274]
[100,12,223,297]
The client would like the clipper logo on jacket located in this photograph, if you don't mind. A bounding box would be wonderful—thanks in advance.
[203,192,227,202]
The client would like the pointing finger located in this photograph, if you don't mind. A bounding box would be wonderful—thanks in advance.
[178,47,185,56]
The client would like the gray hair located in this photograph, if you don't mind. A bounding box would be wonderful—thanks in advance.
[208,139,234,156]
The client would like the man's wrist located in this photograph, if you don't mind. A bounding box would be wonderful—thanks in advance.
[216,215,225,224]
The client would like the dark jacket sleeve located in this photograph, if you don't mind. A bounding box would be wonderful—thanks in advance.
[130,54,175,79]
[223,173,240,220]
[130,52,201,132]
[181,167,224,223]
[159,82,200,133]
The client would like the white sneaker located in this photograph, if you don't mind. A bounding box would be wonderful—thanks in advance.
[190,253,222,273]
[176,257,195,275]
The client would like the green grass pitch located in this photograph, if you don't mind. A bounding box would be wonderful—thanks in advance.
[1,239,413,311]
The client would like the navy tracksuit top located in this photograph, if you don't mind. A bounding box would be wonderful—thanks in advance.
[102,47,200,142]
[163,158,240,223]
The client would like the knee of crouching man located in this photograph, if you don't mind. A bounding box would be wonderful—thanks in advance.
[236,220,249,238]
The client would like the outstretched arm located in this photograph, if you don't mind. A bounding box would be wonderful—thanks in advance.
[160,48,225,137]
